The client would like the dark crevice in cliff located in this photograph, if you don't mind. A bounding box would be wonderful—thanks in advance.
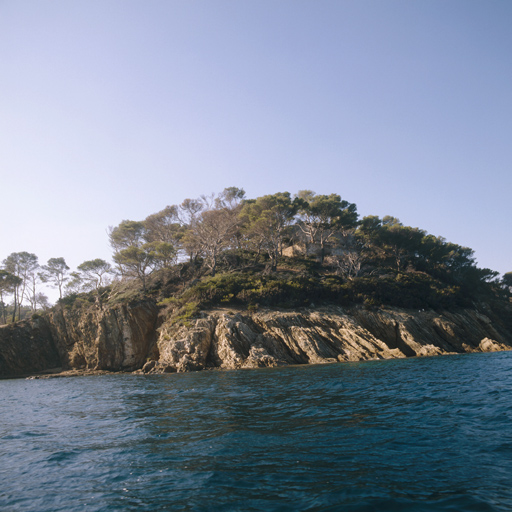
[308,325,337,359]
[203,316,219,368]
[394,321,417,357]
[252,316,309,365]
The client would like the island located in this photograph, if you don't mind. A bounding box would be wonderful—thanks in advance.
[1,188,511,378]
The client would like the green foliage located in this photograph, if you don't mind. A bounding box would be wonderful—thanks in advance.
[109,220,146,250]
[173,301,201,327]
[296,190,358,263]
[182,272,334,309]
[57,291,96,310]
[3,187,506,318]
[157,296,181,307]
[176,268,467,311]
[144,206,183,246]
[104,189,503,311]
[160,298,201,327]
[106,281,144,306]
[0,303,32,323]
[341,273,464,309]
[240,192,299,271]
[75,258,113,292]
[40,257,70,300]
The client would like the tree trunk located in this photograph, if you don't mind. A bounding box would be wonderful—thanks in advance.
[12,287,17,323]
[210,247,218,277]
[0,292,5,324]
[271,246,278,271]
[319,243,326,265]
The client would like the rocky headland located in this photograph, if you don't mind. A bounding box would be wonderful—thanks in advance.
[3,188,512,379]
[1,300,511,379]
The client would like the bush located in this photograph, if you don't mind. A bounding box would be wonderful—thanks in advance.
[169,301,201,327]
[152,256,472,315]
[340,273,465,309]
[181,272,341,309]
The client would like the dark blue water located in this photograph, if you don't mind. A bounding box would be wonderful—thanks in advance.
[2,352,512,511]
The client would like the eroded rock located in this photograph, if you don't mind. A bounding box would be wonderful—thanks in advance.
[155,305,512,371]
[1,301,511,378]
[0,300,159,378]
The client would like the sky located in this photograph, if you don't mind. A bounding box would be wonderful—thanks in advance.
[1,0,511,302]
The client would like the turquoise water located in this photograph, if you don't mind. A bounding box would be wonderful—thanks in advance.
[1,352,512,511]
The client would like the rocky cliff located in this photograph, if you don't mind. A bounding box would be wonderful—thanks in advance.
[0,301,158,378]
[152,305,512,373]
[0,317,61,377]
[47,301,159,371]
[1,301,511,378]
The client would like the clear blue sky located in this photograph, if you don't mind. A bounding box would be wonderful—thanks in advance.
[1,0,511,301]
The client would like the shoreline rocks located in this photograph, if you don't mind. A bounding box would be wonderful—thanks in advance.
[1,302,512,379]
[153,305,512,373]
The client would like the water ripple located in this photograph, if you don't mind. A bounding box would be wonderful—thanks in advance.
[1,352,512,511]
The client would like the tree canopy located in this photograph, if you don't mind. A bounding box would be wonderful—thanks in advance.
[40,257,70,300]
[1,186,508,321]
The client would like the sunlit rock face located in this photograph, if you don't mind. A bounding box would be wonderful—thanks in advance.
[154,305,512,373]
[1,301,511,378]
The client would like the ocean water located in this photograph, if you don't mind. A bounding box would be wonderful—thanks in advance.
[1,353,512,512]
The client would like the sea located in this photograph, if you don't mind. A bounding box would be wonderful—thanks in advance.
[1,352,512,512]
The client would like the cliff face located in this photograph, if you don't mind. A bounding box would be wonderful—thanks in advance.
[0,317,61,378]
[1,301,511,378]
[0,301,159,378]
[47,301,159,371]
[153,305,512,373]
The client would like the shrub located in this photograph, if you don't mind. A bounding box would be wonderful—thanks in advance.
[169,301,201,327]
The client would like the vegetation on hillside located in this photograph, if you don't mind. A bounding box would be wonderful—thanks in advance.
[1,187,511,323]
